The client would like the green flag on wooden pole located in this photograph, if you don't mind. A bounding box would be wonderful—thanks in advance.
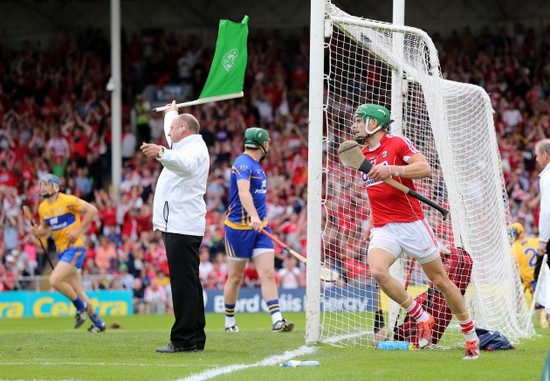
[199,15,249,99]
[152,16,248,112]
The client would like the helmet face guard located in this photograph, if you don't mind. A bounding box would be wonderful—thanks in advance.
[507,222,524,241]
[354,104,391,136]
[244,127,270,157]
[39,174,61,198]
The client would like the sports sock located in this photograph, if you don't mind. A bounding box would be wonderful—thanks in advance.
[73,297,86,312]
[459,318,477,341]
[89,312,105,327]
[406,299,430,322]
[266,299,283,323]
[225,303,236,327]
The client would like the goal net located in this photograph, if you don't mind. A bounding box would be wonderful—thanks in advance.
[307,0,534,348]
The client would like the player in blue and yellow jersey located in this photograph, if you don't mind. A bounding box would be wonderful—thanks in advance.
[508,222,549,327]
[223,127,294,333]
[508,223,538,293]
[33,174,106,332]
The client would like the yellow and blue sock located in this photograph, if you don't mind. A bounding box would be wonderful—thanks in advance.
[73,297,86,312]
[266,299,283,324]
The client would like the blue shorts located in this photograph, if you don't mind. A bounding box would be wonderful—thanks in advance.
[58,246,86,269]
[224,226,274,260]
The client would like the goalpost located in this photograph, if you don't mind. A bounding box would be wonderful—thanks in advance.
[305,0,535,348]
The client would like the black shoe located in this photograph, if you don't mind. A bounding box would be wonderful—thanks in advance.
[155,343,198,353]
[75,306,88,329]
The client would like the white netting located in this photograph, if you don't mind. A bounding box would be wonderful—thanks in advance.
[315,1,534,348]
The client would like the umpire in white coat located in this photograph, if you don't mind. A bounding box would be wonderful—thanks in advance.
[141,100,210,353]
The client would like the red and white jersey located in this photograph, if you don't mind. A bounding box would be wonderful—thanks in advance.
[360,133,425,227]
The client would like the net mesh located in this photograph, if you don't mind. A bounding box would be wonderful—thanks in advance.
[317,1,534,348]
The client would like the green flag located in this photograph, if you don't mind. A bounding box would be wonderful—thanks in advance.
[199,15,249,99]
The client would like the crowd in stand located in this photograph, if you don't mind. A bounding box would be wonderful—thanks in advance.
[1,22,550,314]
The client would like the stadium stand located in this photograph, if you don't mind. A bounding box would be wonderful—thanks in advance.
[1,17,549,314]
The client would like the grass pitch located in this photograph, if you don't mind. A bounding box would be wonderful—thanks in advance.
[0,312,548,380]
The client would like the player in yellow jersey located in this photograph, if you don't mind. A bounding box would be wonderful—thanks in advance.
[508,223,537,292]
[508,222,549,328]
[33,174,106,332]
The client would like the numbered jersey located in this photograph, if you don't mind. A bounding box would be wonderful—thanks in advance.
[510,237,538,288]
[38,193,84,252]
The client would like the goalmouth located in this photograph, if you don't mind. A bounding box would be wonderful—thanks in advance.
[306,0,534,348]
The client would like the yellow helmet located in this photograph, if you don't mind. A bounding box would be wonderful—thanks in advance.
[507,223,524,240]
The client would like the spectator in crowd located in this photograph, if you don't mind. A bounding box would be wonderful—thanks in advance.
[144,277,167,314]
[2,188,23,252]
[74,167,93,201]
[278,257,305,289]
[95,235,117,272]
[206,174,227,212]
[198,245,213,286]
[117,263,135,291]
[2,254,21,291]
[20,233,39,277]
[45,128,70,178]
[121,124,138,165]
[210,252,228,287]
[1,22,550,327]
[132,277,147,314]
[149,111,165,143]
[0,262,12,291]
[276,212,302,253]
[155,269,172,313]
[243,261,259,288]
[94,190,118,237]
[134,95,151,143]
[341,251,370,287]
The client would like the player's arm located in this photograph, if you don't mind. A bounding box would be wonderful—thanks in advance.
[68,199,98,243]
[368,152,431,181]
[387,152,432,179]
[78,199,98,233]
[34,219,51,238]
[236,178,262,231]
[163,100,178,145]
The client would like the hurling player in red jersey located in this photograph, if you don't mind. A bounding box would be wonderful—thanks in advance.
[353,103,479,360]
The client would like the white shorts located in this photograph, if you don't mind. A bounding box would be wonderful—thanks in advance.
[368,219,440,264]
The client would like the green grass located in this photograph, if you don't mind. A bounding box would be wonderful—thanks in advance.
[0,312,549,380]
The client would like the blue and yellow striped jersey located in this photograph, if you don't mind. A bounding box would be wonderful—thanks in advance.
[38,193,85,252]
[225,153,268,230]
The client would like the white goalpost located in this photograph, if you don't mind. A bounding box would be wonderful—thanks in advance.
[306,0,535,348]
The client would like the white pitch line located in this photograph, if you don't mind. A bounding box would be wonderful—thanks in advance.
[179,345,318,381]
[0,361,191,368]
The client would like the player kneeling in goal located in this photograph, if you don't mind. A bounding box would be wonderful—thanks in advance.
[223,128,294,333]
[393,246,474,348]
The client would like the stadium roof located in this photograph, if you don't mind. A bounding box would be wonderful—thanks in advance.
[0,0,548,45]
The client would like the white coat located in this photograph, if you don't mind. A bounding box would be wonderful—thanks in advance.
[152,111,209,236]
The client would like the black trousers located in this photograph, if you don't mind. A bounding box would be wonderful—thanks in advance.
[534,241,550,282]
[162,232,206,350]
